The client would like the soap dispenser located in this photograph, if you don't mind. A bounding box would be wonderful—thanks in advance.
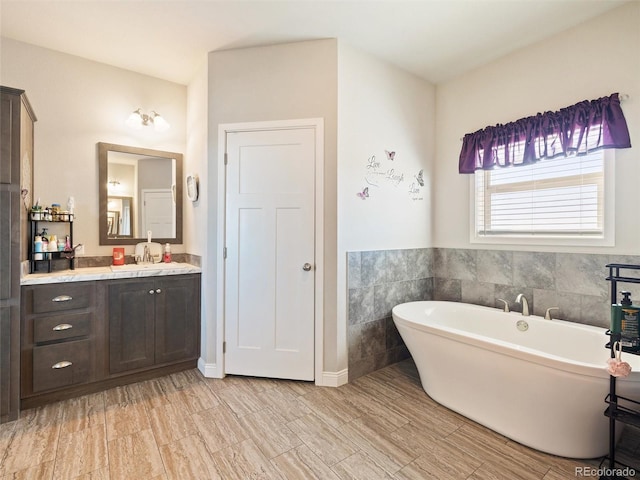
[163,243,172,263]
[619,291,640,351]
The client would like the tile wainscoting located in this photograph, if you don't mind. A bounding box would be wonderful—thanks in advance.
[347,249,432,381]
[347,247,640,380]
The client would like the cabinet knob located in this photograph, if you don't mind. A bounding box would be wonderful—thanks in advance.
[52,323,73,331]
[52,361,72,369]
[156,289,162,294]
[52,295,73,302]
[149,290,155,295]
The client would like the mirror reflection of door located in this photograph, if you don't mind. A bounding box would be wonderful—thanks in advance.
[141,190,175,238]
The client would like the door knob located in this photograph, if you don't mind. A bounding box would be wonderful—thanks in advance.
[302,263,313,271]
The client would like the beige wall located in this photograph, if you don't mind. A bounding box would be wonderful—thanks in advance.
[337,43,435,370]
[0,38,188,257]
[434,2,640,254]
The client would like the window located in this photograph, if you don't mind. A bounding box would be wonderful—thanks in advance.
[472,147,614,246]
[463,94,628,247]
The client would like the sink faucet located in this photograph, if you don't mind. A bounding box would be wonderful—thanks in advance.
[516,294,530,316]
[61,244,83,270]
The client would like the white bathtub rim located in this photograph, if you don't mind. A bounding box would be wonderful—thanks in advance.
[392,301,640,383]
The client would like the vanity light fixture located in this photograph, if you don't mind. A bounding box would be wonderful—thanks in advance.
[125,108,170,132]
[108,179,120,188]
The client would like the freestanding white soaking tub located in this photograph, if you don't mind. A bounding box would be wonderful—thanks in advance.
[392,301,640,459]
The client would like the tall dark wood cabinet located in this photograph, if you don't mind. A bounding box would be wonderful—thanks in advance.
[0,86,37,423]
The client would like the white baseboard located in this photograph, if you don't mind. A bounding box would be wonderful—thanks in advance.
[319,368,348,387]
[198,359,348,386]
[198,358,223,378]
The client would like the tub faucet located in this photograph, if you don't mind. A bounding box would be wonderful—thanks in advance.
[516,294,530,316]
[545,307,559,320]
[496,298,510,312]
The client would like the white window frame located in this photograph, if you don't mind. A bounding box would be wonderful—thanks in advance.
[470,149,615,247]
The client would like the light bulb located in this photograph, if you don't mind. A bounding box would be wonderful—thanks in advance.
[126,109,143,129]
[152,112,170,132]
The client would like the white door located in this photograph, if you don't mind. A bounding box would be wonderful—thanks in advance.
[142,189,174,238]
[225,127,316,380]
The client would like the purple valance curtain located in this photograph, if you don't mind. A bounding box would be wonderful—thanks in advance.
[459,93,631,174]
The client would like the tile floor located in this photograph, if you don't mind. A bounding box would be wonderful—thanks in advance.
[0,359,638,479]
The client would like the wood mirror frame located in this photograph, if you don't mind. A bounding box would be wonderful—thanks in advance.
[98,142,183,246]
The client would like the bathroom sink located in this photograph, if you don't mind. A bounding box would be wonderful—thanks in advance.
[110,262,189,272]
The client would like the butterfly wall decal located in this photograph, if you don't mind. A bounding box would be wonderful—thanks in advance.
[356,187,369,200]
[415,169,424,187]
[385,150,396,161]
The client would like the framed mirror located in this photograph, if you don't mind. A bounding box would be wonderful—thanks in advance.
[99,143,182,245]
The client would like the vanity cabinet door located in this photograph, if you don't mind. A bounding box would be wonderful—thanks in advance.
[154,275,200,365]
[108,279,156,374]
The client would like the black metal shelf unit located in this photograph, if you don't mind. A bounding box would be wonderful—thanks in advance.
[28,218,74,273]
[600,264,640,480]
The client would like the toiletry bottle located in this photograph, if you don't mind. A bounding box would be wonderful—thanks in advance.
[34,235,43,260]
[64,235,72,252]
[619,291,640,351]
[49,234,58,252]
[41,229,49,251]
[163,243,172,263]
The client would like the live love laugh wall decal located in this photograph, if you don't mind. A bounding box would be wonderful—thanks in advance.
[356,149,424,201]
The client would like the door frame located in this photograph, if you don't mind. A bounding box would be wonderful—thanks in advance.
[216,118,324,384]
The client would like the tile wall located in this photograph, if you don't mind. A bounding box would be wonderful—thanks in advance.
[347,249,432,381]
[347,247,640,380]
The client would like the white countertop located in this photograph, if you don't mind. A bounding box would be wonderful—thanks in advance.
[21,263,202,285]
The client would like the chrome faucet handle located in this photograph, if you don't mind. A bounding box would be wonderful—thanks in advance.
[545,307,559,320]
[496,298,510,312]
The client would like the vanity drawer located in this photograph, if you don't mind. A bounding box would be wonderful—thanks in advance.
[32,339,90,393]
[31,283,91,314]
[33,313,90,344]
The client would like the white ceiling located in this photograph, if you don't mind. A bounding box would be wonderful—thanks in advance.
[0,0,629,86]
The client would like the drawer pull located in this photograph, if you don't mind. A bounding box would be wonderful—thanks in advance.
[149,290,155,295]
[156,289,162,294]
[52,295,73,302]
[52,323,73,331]
[52,361,72,369]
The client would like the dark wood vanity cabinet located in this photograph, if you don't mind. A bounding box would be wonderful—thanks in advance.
[108,274,200,375]
[20,273,200,409]
[20,281,103,401]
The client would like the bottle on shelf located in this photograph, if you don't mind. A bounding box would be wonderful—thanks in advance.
[64,235,72,252]
[40,228,49,253]
[33,235,43,260]
[618,291,640,351]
